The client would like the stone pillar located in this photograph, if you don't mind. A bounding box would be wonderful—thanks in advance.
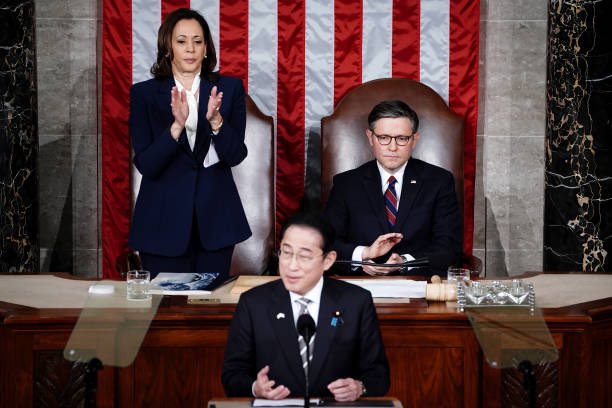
[544,0,612,271]
[0,1,39,272]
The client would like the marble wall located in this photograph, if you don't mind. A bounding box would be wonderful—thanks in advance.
[544,0,612,271]
[0,1,39,273]
[475,0,548,277]
[29,0,551,277]
[35,0,100,276]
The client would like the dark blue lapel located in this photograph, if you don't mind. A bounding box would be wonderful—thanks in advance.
[268,281,305,387]
[308,279,341,387]
[194,78,215,162]
[395,159,423,231]
[362,161,390,233]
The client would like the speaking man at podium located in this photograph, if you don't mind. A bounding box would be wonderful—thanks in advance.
[324,100,462,276]
[222,212,390,401]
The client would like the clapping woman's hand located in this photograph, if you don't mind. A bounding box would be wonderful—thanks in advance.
[206,86,224,128]
[170,86,189,127]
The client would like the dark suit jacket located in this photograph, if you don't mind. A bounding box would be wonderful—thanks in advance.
[128,75,251,256]
[325,159,462,273]
[222,278,390,398]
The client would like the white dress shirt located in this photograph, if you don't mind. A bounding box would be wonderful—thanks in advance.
[289,276,323,326]
[173,75,220,167]
[351,160,415,265]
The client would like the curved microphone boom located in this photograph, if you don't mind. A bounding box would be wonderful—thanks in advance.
[334,257,430,268]
[297,314,316,408]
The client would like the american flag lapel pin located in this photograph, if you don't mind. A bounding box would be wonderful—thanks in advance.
[411,180,417,184]
[276,312,285,320]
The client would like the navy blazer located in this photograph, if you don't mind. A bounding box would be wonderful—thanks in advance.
[325,159,462,273]
[222,278,390,398]
[128,75,251,256]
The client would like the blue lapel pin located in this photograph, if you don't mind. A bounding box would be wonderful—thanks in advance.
[331,310,343,327]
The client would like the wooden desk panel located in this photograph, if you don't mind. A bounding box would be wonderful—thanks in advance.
[1,279,611,407]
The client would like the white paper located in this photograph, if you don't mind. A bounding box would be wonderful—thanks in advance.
[252,398,320,407]
[344,279,427,298]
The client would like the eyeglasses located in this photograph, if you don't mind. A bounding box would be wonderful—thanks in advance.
[370,130,414,146]
[277,249,324,265]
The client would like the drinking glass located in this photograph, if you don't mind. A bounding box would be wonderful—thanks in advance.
[126,270,151,300]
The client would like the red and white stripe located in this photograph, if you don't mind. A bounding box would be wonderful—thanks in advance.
[102,0,479,278]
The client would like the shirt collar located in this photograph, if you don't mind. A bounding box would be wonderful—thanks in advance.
[173,74,201,95]
[376,160,408,189]
[289,276,324,305]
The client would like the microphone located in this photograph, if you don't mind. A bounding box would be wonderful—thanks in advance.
[297,314,316,342]
[297,314,316,408]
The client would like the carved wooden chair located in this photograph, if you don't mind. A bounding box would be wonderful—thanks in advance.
[229,95,275,276]
[320,78,481,274]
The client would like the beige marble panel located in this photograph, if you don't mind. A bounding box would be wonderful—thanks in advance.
[73,248,99,277]
[35,0,97,19]
[483,136,544,275]
[479,0,547,276]
[36,18,97,136]
[477,18,487,136]
[487,249,543,277]
[480,20,547,137]
[38,135,72,249]
[473,135,486,251]
[38,134,98,269]
[36,5,98,274]
[71,135,99,250]
[484,0,547,20]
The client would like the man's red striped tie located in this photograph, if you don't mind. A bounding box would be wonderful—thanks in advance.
[384,176,398,227]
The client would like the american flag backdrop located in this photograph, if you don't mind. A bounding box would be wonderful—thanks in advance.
[101,0,480,278]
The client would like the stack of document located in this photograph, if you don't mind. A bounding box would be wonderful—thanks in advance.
[343,279,427,298]
[253,399,320,407]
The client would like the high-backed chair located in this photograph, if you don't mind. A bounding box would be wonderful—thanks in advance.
[321,78,481,273]
[229,95,275,276]
[116,95,275,277]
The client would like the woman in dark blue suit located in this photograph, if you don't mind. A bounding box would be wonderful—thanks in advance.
[129,8,251,279]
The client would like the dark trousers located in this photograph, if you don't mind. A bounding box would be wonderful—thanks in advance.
[140,219,234,280]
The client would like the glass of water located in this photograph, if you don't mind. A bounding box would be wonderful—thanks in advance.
[126,270,151,300]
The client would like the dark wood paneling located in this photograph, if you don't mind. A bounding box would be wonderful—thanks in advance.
[1,294,611,407]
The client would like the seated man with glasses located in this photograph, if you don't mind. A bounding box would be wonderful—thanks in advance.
[325,100,462,276]
[222,212,389,401]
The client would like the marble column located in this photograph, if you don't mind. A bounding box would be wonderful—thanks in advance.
[544,0,612,271]
[0,1,39,272]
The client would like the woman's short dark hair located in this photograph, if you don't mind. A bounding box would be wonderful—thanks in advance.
[279,212,336,254]
[367,100,419,133]
[151,8,219,82]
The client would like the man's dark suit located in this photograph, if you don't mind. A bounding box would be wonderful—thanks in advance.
[325,159,462,273]
[222,278,390,397]
[128,75,251,257]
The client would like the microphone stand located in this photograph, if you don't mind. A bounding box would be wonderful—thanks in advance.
[518,360,536,408]
[297,314,316,408]
[84,358,102,408]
